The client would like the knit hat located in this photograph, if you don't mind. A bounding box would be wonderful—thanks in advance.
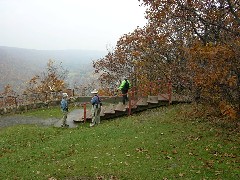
[91,89,98,94]
[62,93,68,97]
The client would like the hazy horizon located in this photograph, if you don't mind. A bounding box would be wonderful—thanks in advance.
[0,45,107,53]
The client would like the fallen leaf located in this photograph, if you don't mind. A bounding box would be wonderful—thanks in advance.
[179,173,184,177]
[166,156,172,160]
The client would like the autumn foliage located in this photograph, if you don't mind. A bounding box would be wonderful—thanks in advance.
[93,0,239,119]
[24,60,68,94]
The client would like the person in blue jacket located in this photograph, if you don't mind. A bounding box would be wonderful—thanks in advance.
[60,93,69,127]
[118,78,131,105]
[90,89,102,127]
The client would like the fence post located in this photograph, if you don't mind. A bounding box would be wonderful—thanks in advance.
[83,103,87,123]
[14,96,17,107]
[158,79,161,95]
[132,86,135,100]
[128,92,132,116]
[128,89,133,116]
[149,81,152,96]
[168,82,172,105]
[0,97,4,108]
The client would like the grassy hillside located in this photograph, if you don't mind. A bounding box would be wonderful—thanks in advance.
[0,104,239,179]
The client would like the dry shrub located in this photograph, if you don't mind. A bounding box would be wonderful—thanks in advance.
[219,101,237,120]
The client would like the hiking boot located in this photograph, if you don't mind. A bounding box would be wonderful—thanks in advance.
[61,124,69,127]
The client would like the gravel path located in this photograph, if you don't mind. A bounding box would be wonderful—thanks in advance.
[0,109,84,128]
[0,114,59,128]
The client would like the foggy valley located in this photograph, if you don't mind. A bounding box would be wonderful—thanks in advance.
[0,46,106,93]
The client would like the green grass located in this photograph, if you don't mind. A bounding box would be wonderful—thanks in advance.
[21,107,63,119]
[0,104,239,179]
[20,105,81,119]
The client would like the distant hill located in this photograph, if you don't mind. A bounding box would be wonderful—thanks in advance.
[0,46,106,93]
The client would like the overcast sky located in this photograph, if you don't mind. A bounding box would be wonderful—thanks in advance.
[0,0,147,52]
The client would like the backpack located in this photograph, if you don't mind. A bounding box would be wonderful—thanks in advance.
[96,95,103,106]
[123,80,129,90]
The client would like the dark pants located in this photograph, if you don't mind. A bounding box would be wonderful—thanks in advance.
[121,90,128,105]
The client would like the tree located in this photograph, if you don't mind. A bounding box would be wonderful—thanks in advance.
[25,59,68,94]
[140,0,239,118]
[93,0,239,118]
[1,84,16,96]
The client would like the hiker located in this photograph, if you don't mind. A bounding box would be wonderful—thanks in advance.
[90,89,102,127]
[118,78,131,105]
[60,92,69,127]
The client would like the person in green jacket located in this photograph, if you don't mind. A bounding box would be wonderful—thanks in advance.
[118,78,131,105]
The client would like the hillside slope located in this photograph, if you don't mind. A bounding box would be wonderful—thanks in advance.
[0,46,106,92]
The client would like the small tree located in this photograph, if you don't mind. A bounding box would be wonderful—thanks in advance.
[1,84,16,96]
[25,59,68,94]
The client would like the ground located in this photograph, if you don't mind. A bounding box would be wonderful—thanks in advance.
[0,109,83,128]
